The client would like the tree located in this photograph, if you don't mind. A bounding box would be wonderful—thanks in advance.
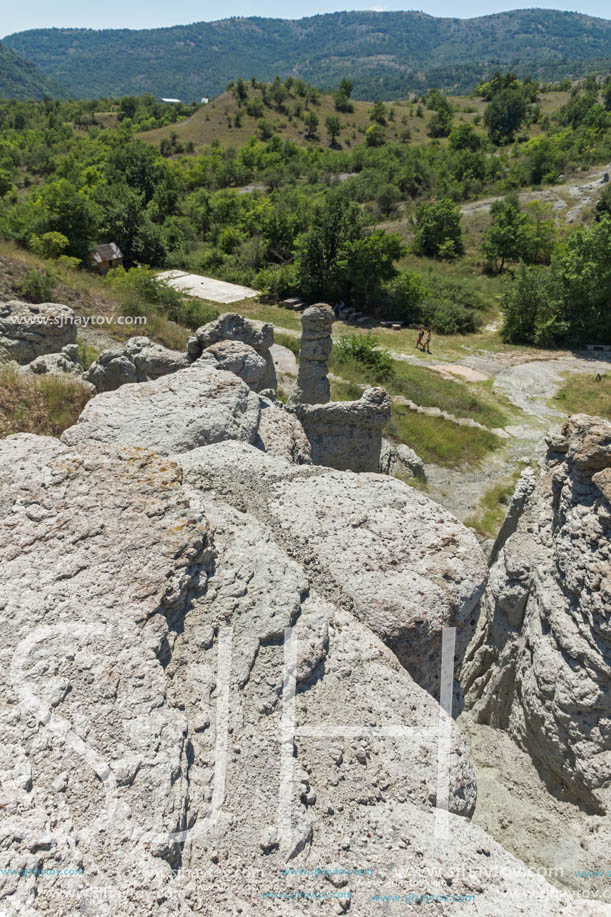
[413,199,464,259]
[335,78,354,113]
[449,123,482,151]
[501,263,562,345]
[484,88,527,145]
[296,190,404,305]
[365,123,386,147]
[370,101,387,126]
[480,195,529,272]
[325,116,341,147]
[523,201,556,265]
[304,110,319,140]
[427,94,453,138]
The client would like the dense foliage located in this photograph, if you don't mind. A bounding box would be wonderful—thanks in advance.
[501,216,611,346]
[0,41,63,101]
[5,10,611,101]
[0,74,610,342]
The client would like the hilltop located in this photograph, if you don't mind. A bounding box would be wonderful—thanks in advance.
[0,41,64,100]
[4,9,611,101]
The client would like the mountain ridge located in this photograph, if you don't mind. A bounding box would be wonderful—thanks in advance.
[0,40,65,100]
[4,8,611,100]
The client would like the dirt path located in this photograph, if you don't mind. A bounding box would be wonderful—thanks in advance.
[460,161,610,223]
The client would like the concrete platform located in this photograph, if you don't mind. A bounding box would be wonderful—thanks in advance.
[159,270,259,305]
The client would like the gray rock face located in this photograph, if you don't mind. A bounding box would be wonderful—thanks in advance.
[0,300,76,364]
[19,343,90,386]
[203,339,267,391]
[294,386,391,473]
[0,433,602,916]
[255,396,312,464]
[62,363,311,465]
[177,440,487,701]
[289,303,334,406]
[380,437,426,480]
[463,414,611,814]
[62,363,262,454]
[84,335,189,392]
[188,312,277,390]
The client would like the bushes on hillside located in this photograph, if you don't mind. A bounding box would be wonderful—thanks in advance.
[413,199,464,260]
[501,216,611,346]
[332,334,394,383]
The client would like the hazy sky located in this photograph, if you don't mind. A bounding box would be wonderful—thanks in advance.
[2,1,609,37]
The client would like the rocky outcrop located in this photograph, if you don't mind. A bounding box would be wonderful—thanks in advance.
[288,303,334,406]
[0,432,586,917]
[18,343,90,386]
[463,414,611,814]
[202,339,268,391]
[187,312,277,391]
[0,300,76,364]
[380,436,426,480]
[84,335,189,392]
[62,362,311,464]
[177,440,486,701]
[294,386,391,473]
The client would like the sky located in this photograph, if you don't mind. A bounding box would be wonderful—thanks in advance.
[2,0,609,37]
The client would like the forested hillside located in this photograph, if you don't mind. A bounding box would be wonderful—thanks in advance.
[1,72,610,349]
[0,41,64,100]
[4,9,611,101]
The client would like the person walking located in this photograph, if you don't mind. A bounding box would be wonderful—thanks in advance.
[416,325,424,350]
[424,327,431,354]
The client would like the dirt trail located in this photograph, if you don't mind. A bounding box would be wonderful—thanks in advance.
[461,161,610,223]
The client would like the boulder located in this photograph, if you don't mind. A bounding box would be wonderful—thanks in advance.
[288,303,334,406]
[380,437,426,480]
[255,396,312,464]
[187,313,277,391]
[293,386,391,473]
[62,363,262,454]
[62,363,311,465]
[463,414,611,814]
[0,300,76,364]
[0,432,590,916]
[203,339,267,391]
[18,344,92,390]
[84,335,189,392]
[177,440,487,701]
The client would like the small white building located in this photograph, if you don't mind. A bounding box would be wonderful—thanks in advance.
[161,98,181,104]
[201,97,209,104]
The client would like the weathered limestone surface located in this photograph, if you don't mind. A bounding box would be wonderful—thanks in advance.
[294,386,391,473]
[463,414,611,814]
[202,339,267,391]
[84,335,189,392]
[19,343,91,387]
[0,432,591,916]
[177,440,487,701]
[288,303,334,406]
[187,313,277,391]
[379,436,426,480]
[0,300,76,364]
[62,362,311,464]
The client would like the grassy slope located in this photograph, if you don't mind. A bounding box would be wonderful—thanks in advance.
[551,370,611,419]
[137,88,569,153]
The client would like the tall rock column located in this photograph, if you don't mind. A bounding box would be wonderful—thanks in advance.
[289,303,334,406]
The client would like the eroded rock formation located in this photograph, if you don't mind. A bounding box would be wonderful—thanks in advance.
[288,303,334,406]
[0,299,76,364]
[294,386,391,473]
[187,312,277,391]
[84,335,189,391]
[62,361,310,464]
[19,343,91,387]
[463,414,611,814]
[0,432,585,916]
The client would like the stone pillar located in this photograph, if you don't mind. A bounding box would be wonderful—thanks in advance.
[289,303,334,406]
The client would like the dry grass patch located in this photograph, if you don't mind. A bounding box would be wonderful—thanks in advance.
[0,367,92,438]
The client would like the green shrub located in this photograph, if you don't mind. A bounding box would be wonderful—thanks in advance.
[15,268,58,304]
[255,263,298,301]
[332,334,394,383]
